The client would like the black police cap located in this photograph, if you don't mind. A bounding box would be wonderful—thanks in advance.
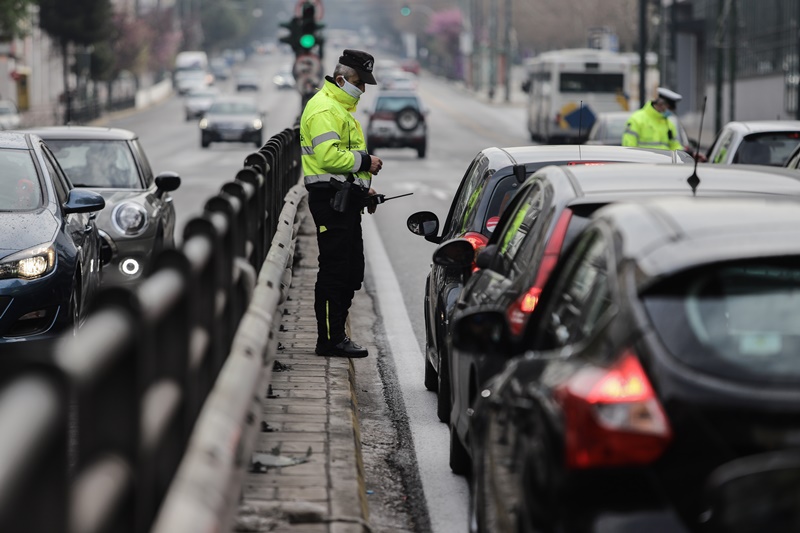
[338,49,377,85]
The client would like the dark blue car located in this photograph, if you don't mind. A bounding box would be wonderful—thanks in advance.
[0,132,106,343]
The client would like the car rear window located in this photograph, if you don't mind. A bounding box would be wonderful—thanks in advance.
[375,96,419,112]
[735,133,800,166]
[0,149,42,211]
[643,259,800,383]
[482,175,522,235]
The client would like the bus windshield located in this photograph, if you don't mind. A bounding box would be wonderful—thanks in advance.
[559,73,624,93]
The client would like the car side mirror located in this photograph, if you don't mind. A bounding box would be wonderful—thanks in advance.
[63,189,105,214]
[407,211,441,243]
[451,309,513,356]
[432,238,474,268]
[521,79,531,93]
[155,171,181,197]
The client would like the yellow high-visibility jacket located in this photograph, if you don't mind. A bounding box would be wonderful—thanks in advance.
[300,77,372,191]
[621,102,682,151]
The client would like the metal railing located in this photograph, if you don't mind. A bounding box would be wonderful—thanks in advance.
[0,124,303,533]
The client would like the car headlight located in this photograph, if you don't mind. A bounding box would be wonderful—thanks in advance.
[112,202,148,235]
[199,118,209,129]
[252,119,263,130]
[0,244,56,280]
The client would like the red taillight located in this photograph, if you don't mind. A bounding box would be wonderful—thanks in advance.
[463,231,489,272]
[554,113,561,126]
[555,350,672,470]
[506,210,572,336]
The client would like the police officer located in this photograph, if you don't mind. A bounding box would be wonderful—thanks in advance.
[300,49,383,358]
[622,87,684,151]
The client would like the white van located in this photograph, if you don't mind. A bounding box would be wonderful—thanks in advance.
[174,51,209,73]
[524,48,632,144]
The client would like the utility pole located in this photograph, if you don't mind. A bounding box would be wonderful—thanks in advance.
[728,0,736,122]
[796,0,800,119]
[503,0,511,102]
[488,0,497,100]
[639,0,647,108]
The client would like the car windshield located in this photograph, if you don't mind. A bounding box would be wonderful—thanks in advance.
[208,100,257,114]
[46,139,141,188]
[735,133,800,166]
[596,114,687,145]
[0,148,43,211]
[643,259,800,383]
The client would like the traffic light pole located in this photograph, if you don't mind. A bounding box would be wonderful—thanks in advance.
[279,1,325,111]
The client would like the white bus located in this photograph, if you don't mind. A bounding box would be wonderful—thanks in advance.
[524,48,632,144]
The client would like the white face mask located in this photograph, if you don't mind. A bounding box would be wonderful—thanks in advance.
[337,76,363,99]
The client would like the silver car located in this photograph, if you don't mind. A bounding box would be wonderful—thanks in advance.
[25,126,181,287]
[706,120,800,166]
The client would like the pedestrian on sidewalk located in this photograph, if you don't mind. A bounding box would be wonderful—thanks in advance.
[300,49,384,358]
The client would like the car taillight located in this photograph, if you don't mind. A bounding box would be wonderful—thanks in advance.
[463,231,489,272]
[554,113,561,126]
[372,111,395,120]
[555,350,672,470]
[506,209,572,336]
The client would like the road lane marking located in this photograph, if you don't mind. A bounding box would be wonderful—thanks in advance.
[362,215,469,533]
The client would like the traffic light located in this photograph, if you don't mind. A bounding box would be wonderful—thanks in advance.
[400,5,411,16]
[299,2,324,52]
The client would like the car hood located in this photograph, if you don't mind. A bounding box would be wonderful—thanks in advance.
[0,209,59,257]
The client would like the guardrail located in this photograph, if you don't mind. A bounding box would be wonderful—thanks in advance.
[0,124,303,533]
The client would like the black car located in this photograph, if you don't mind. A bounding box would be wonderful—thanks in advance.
[438,162,800,475]
[199,96,265,148]
[406,146,691,423]
[25,126,181,287]
[0,132,106,343]
[454,195,800,532]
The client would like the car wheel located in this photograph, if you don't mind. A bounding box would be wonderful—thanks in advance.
[424,355,438,391]
[417,144,427,158]
[396,106,421,132]
[367,143,376,154]
[437,352,452,423]
[254,136,262,148]
[450,423,471,476]
[201,136,210,148]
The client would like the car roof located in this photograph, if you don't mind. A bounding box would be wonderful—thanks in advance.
[21,126,137,141]
[549,163,800,199]
[494,145,689,166]
[593,196,800,287]
[721,120,800,134]
[0,131,34,149]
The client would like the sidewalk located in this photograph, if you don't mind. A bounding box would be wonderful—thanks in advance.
[230,202,370,533]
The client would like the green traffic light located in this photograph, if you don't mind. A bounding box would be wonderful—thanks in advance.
[400,5,411,16]
[299,33,316,49]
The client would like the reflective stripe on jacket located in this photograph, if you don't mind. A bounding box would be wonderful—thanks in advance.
[621,102,683,151]
[300,77,372,191]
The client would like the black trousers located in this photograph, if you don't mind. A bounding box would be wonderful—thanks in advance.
[307,187,365,348]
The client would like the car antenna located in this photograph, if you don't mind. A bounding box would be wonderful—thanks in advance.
[577,100,584,160]
[687,95,707,196]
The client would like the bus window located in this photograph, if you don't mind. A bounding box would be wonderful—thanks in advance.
[559,73,624,93]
